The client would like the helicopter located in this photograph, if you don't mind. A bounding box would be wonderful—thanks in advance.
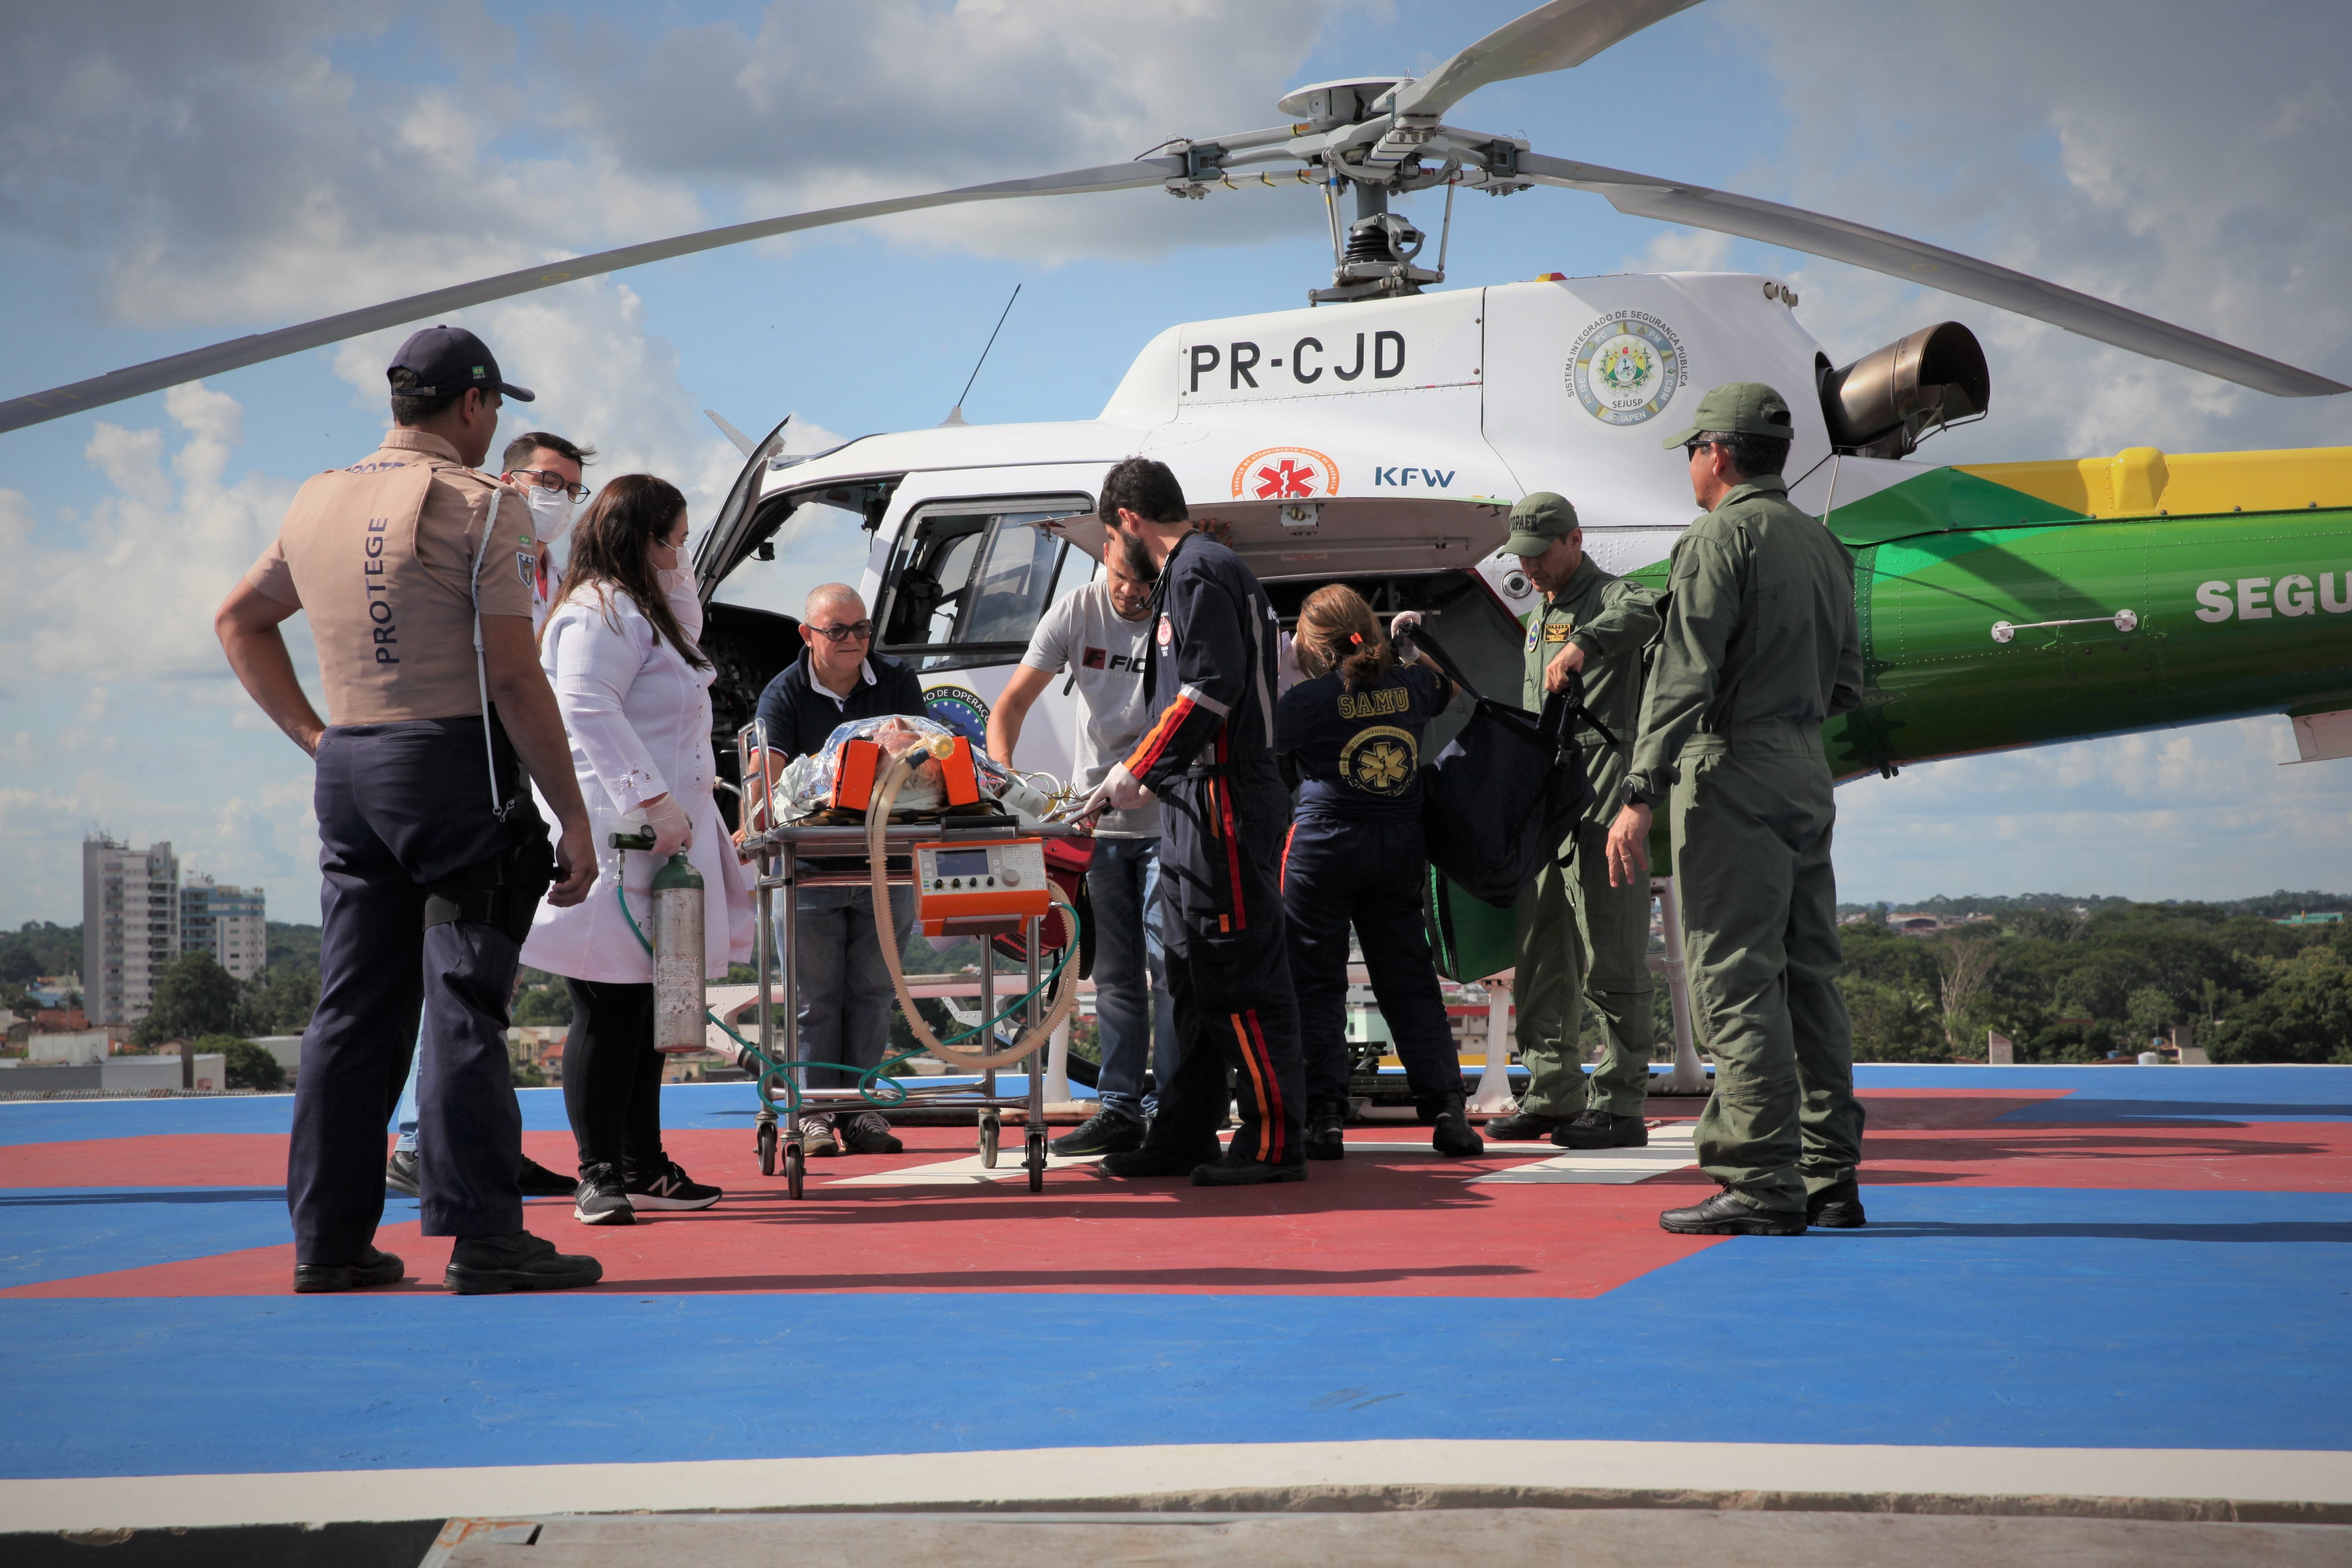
[6,0,2349,976]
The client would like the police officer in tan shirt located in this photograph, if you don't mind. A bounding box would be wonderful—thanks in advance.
[216,325,602,1296]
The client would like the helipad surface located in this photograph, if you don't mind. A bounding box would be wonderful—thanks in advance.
[2,1064,2348,1534]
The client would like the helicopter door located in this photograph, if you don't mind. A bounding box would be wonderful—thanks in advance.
[875,494,1092,672]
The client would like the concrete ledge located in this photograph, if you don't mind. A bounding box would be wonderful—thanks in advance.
[7,1439,2349,1535]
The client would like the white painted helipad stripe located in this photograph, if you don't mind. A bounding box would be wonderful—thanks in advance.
[6,1440,2348,1533]
[827,1152,1107,1186]
[1471,1121,1697,1185]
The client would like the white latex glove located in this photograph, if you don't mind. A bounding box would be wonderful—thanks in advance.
[642,792,693,858]
[1078,762,1155,821]
[1390,610,1424,639]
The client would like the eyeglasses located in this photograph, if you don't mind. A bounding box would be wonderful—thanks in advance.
[510,468,590,501]
[809,620,874,643]
[1683,439,1724,459]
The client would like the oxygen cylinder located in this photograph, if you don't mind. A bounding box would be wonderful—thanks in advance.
[650,851,706,1053]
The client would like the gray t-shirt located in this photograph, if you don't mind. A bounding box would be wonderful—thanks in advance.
[1020,579,1159,837]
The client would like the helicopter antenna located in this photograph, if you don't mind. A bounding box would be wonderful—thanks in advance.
[942,284,1021,426]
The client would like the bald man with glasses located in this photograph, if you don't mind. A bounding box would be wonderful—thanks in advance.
[747,585,928,1156]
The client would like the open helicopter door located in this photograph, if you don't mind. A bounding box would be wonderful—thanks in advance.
[691,416,800,830]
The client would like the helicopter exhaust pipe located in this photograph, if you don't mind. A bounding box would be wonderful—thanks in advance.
[1819,321,1991,459]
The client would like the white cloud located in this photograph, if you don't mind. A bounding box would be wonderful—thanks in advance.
[0,386,300,699]
[1626,0,2352,462]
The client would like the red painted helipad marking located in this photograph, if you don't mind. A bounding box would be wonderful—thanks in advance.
[3,1144,1724,1299]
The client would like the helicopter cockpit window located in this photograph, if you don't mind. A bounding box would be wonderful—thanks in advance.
[877,495,1090,672]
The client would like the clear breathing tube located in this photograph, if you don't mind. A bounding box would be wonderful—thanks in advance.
[609,743,1080,1113]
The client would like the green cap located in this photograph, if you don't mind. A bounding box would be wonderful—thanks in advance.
[1502,491,1580,557]
[1661,381,1797,449]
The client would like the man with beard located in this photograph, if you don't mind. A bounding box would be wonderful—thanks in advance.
[1081,458,1303,1186]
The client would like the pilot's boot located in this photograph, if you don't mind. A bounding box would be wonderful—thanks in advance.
[1424,1093,1484,1159]
[1303,1097,1349,1161]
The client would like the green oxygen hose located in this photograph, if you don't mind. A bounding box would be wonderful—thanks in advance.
[611,828,1075,1119]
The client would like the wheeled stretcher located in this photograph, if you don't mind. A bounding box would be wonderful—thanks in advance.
[728,719,1087,1198]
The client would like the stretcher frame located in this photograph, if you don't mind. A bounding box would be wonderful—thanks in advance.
[734,721,1082,1199]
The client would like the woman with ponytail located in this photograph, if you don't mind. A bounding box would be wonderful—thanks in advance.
[1272,584,1480,1160]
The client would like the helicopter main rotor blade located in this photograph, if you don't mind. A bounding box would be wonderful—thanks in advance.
[0,159,1184,437]
[1521,153,2348,397]
[1392,0,1706,119]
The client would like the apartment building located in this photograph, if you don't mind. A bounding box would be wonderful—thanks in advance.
[181,877,267,981]
[82,837,179,1028]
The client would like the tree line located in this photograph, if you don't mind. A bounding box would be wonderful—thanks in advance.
[1835,896,2352,1063]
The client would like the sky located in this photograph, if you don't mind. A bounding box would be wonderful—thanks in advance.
[0,0,2347,929]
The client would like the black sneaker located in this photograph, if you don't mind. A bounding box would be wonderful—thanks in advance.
[1102,1132,1223,1179]
[293,1247,405,1294]
[1808,1178,1867,1229]
[1051,1110,1145,1158]
[573,1162,636,1226]
[520,1155,576,1196]
[444,1231,604,1295]
[1192,1154,1307,1187]
[384,1149,420,1197]
[1303,1100,1348,1162]
[841,1112,903,1155]
[1425,1094,1484,1158]
[1483,1110,1563,1141]
[1658,1189,1807,1237]
[1551,1109,1650,1149]
[626,1159,722,1212]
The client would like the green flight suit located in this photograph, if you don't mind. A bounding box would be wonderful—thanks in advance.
[1513,556,1662,1118]
[1624,475,1866,1211]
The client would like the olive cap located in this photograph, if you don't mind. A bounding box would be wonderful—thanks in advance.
[1661,380,1794,449]
[1503,491,1580,557]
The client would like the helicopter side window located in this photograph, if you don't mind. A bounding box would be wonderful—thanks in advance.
[877,495,1090,672]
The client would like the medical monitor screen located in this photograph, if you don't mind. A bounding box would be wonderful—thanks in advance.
[934,848,991,879]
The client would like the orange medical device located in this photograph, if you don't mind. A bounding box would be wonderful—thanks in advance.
[912,837,1051,937]
[829,735,984,814]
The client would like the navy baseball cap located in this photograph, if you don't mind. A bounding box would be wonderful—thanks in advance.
[387,325,534,403]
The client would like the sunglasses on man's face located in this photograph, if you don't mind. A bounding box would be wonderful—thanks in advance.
[809,621,874,643]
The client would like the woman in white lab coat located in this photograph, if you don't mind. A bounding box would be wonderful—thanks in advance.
[522,473,754,1225]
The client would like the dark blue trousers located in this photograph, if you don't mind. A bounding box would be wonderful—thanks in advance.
[290,718,526,1263]
[1148,774,1304,1166]
[1282,813,1461,1110]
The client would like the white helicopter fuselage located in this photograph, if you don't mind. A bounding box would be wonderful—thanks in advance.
[708,272,1858,792]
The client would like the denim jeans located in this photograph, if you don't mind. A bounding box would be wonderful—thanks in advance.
[791,884,917,1092]
[1088,836,1177,1124]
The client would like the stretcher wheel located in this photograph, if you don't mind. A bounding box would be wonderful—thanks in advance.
[785,1140,804,1200]
[979,1113,1000,1169]
[756,1121,777,1177]
[1025,1130,1046,1193]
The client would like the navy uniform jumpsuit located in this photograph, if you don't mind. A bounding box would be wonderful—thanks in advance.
[1275,660,1462,1116]
[1118,533,1303,1167]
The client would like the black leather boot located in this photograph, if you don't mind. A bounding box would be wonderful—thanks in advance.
[1303,1098,1348,1161]
[1424,1093,1484,1158]
[1808,1178,1868,1229]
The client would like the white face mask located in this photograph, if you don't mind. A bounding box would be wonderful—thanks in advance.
[524,484,576,542]
[659,566,702,641]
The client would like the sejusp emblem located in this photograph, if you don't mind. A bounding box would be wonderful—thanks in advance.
[1567,312,1686,426]
[921,684,992,747]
